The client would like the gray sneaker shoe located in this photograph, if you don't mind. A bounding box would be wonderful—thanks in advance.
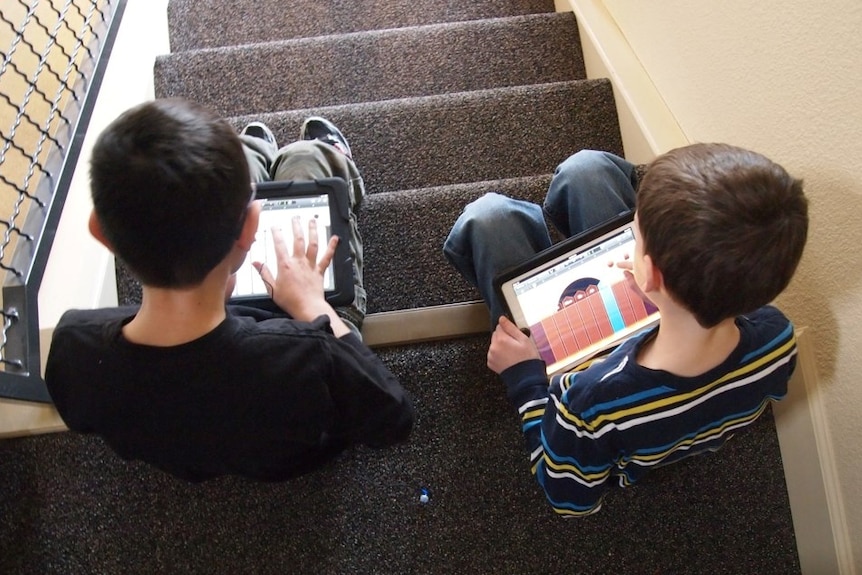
[241,122,277,146]
[299,116,352,158]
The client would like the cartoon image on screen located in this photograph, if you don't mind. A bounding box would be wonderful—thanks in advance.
[508,225,659,374]
[530,273,657,371]
[231,193,334,298]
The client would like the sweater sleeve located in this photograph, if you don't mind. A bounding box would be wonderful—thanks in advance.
[325,332,415,448]
[501,360,615,517]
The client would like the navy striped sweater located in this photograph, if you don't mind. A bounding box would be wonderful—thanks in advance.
[501,305,796,517]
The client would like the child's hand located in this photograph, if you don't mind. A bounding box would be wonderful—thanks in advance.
[608,252,631,268]
[487,316,540,374]
[253,216,339,321]
[613,257,653,305]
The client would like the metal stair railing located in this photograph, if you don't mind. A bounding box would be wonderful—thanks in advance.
[0,0,127,402]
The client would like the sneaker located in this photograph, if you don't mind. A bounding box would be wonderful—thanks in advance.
[299,116,352,158]
[240,121,277,146]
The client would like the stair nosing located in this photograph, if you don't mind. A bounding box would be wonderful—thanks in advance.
[223,78,610,122]
[158,12,575,60]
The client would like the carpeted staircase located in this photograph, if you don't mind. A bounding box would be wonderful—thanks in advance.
[0,1,801,573]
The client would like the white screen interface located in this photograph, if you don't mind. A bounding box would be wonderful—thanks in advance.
[232,193,334,298]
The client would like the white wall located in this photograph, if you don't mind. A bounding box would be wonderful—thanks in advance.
[592,0,862,570]
[0,0,170,436]
[39,0,171,326]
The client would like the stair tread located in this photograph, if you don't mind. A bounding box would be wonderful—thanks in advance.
[1,358,797,574]
[361,175,554,313]
[224,80,623,195]
[167,0,557,51]
[155,13,584,117]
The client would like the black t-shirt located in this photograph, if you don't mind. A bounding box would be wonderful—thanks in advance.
[45,305,414,481]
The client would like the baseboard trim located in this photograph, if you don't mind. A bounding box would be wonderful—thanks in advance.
[562,0,688,162]
[774,329,856,574]
[362,301,490,347]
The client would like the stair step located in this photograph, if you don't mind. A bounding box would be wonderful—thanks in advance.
[226,80,624,196]
[167,0,557,51]
[155,13,584,118]
[361,175,552,314]
[0,343,799,574]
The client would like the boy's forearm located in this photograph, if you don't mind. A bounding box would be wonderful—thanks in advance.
[500,359,551,453]
[501,362,609,517]
[533,416,608,517]
[322,309,352,338]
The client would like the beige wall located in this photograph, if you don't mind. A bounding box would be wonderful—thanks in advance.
[600,0,862,569]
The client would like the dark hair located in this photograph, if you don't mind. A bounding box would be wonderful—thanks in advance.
[636,143,808,327]
[90,98,251,287]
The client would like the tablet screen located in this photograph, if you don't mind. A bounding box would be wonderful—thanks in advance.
[232,192,335,298]
[499,221,659,374]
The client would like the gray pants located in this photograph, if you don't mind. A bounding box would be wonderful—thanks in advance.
[242,135,367,333]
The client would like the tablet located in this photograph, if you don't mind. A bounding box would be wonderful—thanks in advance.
[229,178,355,309]
[494,212,659,375]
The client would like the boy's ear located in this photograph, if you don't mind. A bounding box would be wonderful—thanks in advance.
[88,210,114,251]
[236,201,261,251]
[640,253,664,293]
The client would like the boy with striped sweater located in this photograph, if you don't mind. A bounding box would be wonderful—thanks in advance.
[444,143,808,516]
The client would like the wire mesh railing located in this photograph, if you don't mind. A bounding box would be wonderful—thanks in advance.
[0,0,126,403]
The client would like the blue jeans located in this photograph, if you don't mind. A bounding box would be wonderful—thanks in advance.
[443,150,638,324]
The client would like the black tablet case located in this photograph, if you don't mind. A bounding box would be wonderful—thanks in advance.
[229,177,355,310]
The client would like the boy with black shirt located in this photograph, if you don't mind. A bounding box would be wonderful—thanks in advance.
[46,98,414,481]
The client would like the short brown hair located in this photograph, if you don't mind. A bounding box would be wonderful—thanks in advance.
[90,98,251,288]
[636,143,808,327]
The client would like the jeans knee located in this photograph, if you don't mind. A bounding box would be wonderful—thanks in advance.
[461,192,514,227]
[447,194,495,252]
[447,193,529,256]
[554,150,618,184]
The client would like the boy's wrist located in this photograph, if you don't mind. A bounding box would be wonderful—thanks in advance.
[501,359,550,410]
[500,359,547,391]
[288,300,334,323]
[289,301,352,337]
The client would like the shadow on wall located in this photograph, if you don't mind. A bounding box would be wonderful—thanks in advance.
[774,166,862,383]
